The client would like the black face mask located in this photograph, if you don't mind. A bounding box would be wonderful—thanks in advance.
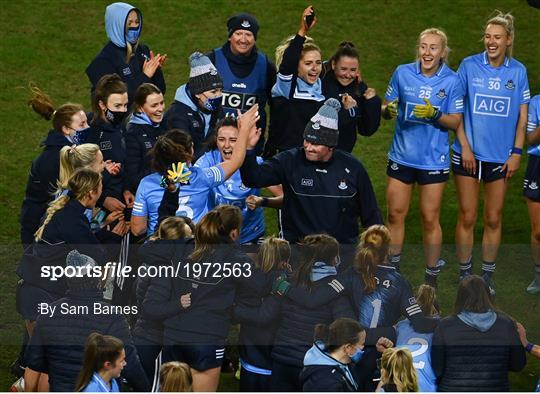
[105,108,127,126]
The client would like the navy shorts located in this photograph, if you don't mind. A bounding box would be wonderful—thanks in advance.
[451,151,506,182]
[16,280,62,321]
[387,160,449,185]
[163,343,225,371]
[524,155,540,202]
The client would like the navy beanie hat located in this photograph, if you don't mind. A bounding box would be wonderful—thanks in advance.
[227,13,259,40]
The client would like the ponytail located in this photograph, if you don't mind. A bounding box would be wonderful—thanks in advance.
[354,225,391,294]
[314,318,365,353]
[380,348,418,392]
[28,84,84,133]
[258,236,291,273]
[150,132,193,174]
[293,234,339,289]
[159,362,193,392]
[416,284,439,317]
[58,144,101,191]
[189,205,242,261]
[35,168,101,241]
[485,10,515,58]
[75,333,124,391]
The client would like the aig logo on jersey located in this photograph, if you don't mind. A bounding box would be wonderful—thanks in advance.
[301,178,313,187]
[473,94,510,117]
[221,92,258,111]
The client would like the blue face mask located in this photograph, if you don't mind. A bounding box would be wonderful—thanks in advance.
[203,95,222,112]
[71,127,89,145]
[126,27,140,44]
[350,347,364,363]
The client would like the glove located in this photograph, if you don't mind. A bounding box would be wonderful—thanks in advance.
[413,98,442,121]
[272,275,291,296]
[167,162,191,184]
[386,99,398,119]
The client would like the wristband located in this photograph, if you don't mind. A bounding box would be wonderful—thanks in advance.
[432,109,443,122]
[511,147,523,155]
[261,197,269,207]
[525,342,534,353]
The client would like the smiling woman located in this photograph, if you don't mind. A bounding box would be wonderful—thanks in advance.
[264,6,325,157]
[125,83,166,196]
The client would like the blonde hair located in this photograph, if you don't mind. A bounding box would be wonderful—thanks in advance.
[485,10,515,58]
[149,217,193,241]
[258,236,291,273]
[416,28,450,64]
[275,35,321,70]
[159,361,192,392]
[381,348,419,392]
[58,143,101,190]
[354,225,391,294]
[35,168,102,241]
[416,284,439,317]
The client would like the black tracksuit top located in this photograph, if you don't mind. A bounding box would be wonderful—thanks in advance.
[240,148,383,244]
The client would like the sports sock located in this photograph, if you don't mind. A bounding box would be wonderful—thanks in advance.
[482,261,496,279]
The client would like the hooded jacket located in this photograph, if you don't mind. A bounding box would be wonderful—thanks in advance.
[300,341,359,392]
[85,119,127,202]
[133,238,186,345]
[162,84,224,161]
[271,262,355,368]
[86,2,166,104]
[266,34,325,155]
[17,198,115,296]
[125,115,164,193]
[20,131,73,245]
[431,311,526,392]
[24,288,149,392]
[321,68,382,153]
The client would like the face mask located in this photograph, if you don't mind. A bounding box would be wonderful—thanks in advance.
[71,127,89,145]
[203,95,222,112]
[350,347,364,363]
[105,108,127,127]
[126,27,140,44]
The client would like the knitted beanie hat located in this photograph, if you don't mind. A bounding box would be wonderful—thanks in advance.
[227,13,259,40]
[65,250,99,291]
[188,52,223,95]
[303,98,341,147]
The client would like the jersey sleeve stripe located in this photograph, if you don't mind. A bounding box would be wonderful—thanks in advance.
[277,73,293,81]
[328,279,344,293]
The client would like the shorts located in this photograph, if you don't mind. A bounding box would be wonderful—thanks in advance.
[163,343,225,371]
[16,280,62,321]
[387,159,449,185]
[524,155,540,202]
[451,151,506,182]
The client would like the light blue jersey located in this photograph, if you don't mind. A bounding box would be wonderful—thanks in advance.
[452,52,530,163]
[82,372,119,392]
[527,96,540,157]
[133,165,225,236]
[395,319,437,392]
[195,150,265,244]
[385,62,464,170]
